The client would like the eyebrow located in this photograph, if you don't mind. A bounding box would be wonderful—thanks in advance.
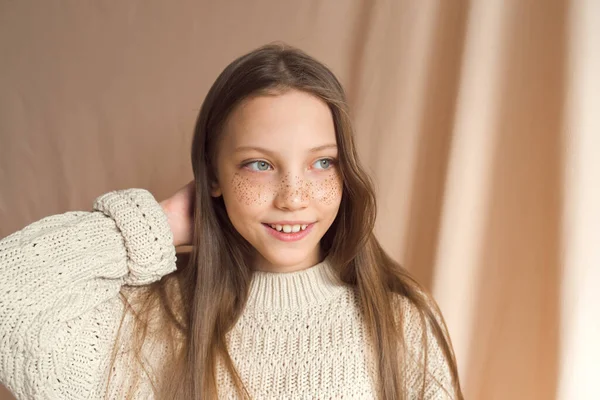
[234,144,338,155]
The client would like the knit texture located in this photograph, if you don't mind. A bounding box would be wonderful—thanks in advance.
[0,189,456,399]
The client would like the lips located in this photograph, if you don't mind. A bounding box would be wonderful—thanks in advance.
[262,222,315,242]
[267,223,309,233]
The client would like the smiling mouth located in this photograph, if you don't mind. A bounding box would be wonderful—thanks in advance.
[264,223,311,233]
[262,222,315,242]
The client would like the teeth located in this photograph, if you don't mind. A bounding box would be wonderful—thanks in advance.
[268,224,310,233]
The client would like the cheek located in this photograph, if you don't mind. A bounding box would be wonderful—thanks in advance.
[230,173,275,207]
[310,171,343,206]
[227,171,343,210]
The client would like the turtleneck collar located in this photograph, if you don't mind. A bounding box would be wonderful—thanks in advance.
[245,259,347,311]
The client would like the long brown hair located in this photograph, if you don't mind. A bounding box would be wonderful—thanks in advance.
[113,43,463,400]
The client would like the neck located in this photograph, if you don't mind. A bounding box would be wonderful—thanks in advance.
[253,248,323,273]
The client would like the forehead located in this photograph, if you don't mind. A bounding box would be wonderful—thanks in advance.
[221,89,337,151]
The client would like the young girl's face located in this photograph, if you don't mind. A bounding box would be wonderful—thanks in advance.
[212,89,343,273]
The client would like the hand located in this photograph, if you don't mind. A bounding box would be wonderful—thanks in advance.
[160,180,195,247]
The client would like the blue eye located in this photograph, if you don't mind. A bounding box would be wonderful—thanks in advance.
[313,158,334,170]
[246,161,272,171]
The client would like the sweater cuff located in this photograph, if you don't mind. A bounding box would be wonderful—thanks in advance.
[92,188,177,286]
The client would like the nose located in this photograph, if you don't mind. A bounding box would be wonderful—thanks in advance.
[274,173,310,211]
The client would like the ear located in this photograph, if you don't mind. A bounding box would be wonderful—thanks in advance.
[210,181,222,197]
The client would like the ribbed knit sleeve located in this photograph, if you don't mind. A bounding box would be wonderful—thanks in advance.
[0,188,176,399]
[91,188,177,286]
[399,295,458,399]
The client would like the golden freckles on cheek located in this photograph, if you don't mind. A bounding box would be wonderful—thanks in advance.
[230,171,343,206]
[311,172,343,206]
[231,173,272,206]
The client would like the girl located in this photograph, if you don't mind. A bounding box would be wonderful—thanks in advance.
[0,43,463,399]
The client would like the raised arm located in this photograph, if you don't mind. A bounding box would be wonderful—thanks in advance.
[0,188,177,398]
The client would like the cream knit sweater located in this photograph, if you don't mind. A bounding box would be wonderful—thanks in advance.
[0,189,456,399]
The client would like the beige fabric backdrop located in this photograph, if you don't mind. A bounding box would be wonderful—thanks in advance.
[1,1,598,399]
